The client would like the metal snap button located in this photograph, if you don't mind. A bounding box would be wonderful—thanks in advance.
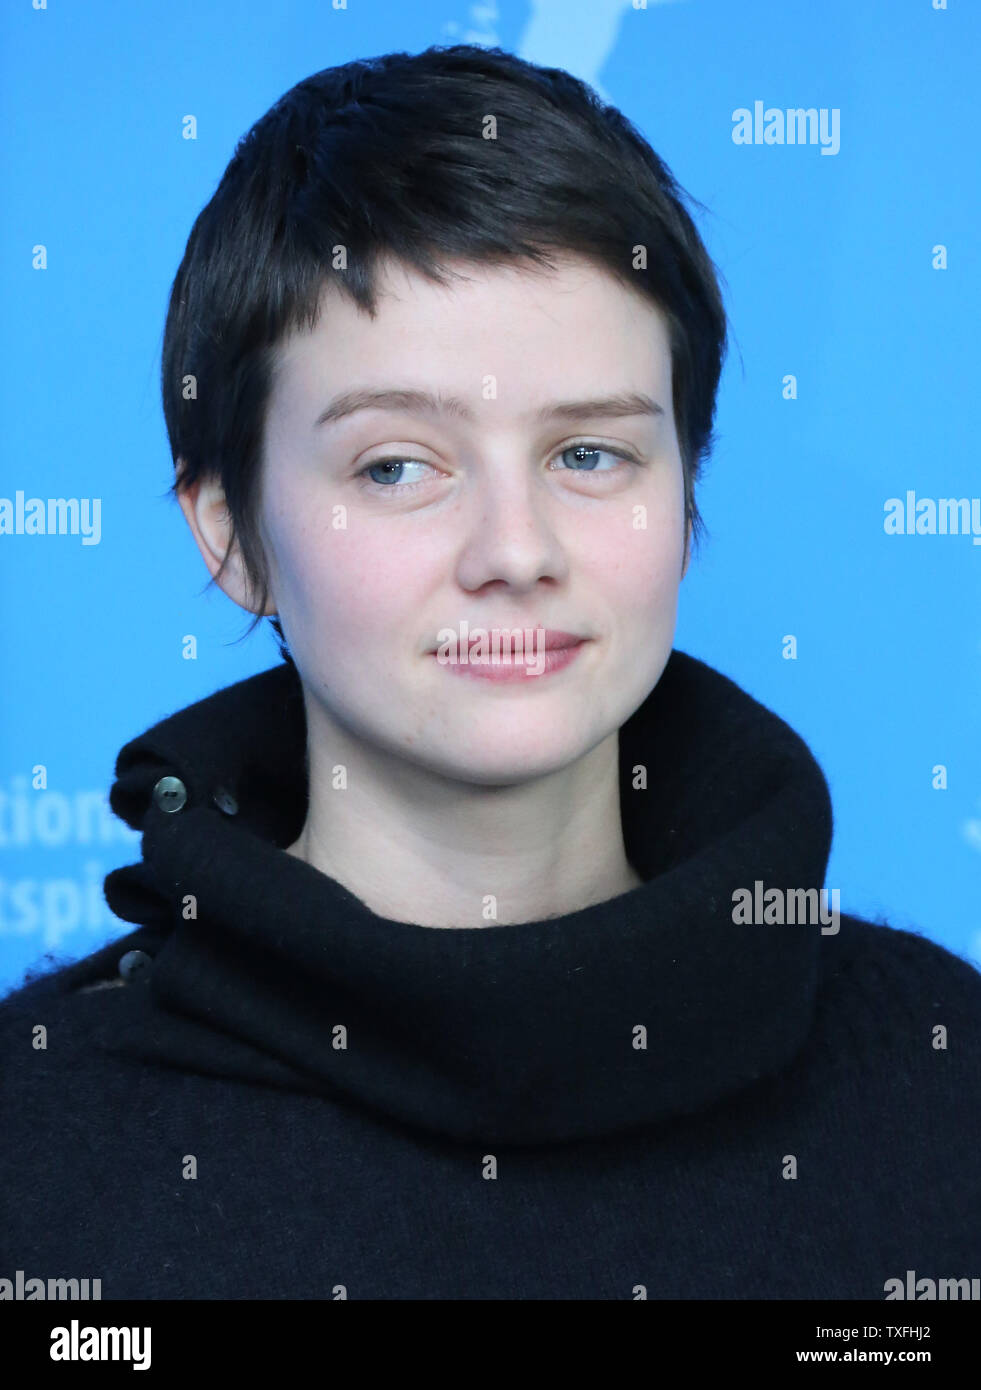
[152,775,187,813]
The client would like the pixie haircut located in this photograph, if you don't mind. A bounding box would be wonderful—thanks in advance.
[162,44,729,668]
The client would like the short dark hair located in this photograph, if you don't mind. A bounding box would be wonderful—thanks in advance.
[162,44,729,668]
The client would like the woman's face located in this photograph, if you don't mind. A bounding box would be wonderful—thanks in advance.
[256,252,689,785]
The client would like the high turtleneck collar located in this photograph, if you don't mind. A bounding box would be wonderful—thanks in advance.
[97,650,834,1147]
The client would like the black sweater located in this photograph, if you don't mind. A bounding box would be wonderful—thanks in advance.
[2,649,979,1300]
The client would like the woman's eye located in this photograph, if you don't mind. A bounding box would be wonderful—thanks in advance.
[356,458,435,490]
[553,443,632,473]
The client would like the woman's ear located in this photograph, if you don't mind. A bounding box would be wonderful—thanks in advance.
[176,465,276,616]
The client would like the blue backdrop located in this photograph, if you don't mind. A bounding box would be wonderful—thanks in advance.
[2,0,978,995]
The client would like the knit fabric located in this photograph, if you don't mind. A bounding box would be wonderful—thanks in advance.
[2,649,979,1299]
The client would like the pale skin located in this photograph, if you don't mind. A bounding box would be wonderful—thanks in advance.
[178,252,691,927]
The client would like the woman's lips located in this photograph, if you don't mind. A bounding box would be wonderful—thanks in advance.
[432,639,588,682]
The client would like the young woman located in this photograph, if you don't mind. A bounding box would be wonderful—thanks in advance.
[2,45,978,1303]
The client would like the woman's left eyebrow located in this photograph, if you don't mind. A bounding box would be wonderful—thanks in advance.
[540,392,665,424]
